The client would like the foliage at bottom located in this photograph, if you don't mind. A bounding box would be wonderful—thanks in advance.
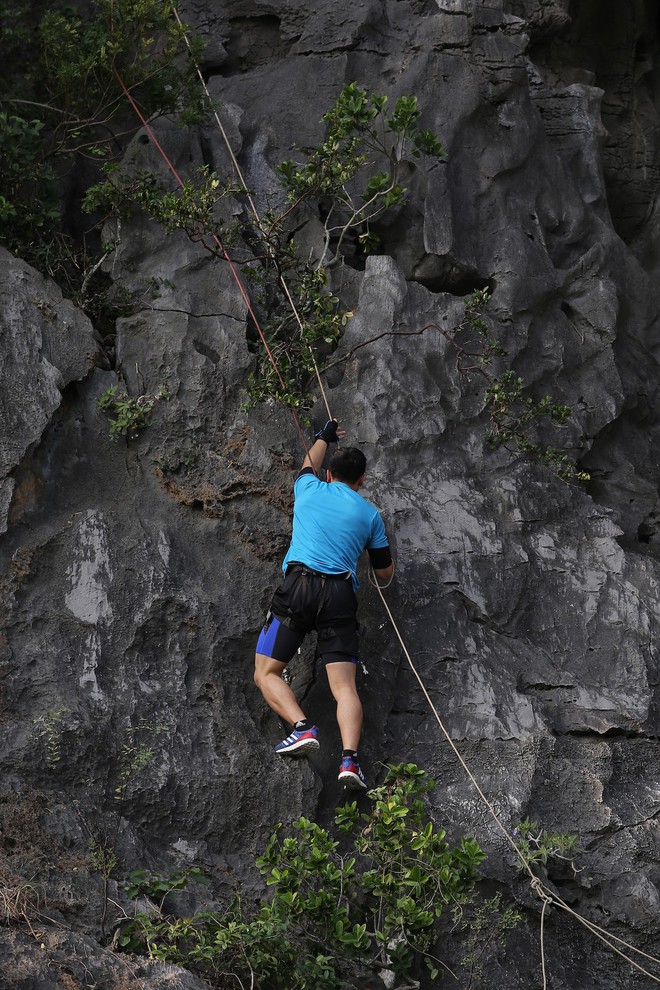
[118,764,520,989]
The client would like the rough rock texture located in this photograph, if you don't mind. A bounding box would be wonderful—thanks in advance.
[0,253,98,535]
[0,929,209,990]
[2,0,660,987]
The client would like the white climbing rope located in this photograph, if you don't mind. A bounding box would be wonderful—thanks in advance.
[370,570,660,985]
[368,563,395,590]
[162,17,660,982]
[172,7,333,422]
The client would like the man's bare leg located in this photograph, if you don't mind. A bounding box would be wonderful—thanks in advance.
[254,654,306,725]
[325,661,363,751]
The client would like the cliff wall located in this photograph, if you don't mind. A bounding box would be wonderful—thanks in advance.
[1,1,660,987]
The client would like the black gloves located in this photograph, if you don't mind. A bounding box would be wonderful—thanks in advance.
[314,419,339,444]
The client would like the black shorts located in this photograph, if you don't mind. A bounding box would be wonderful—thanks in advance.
[256,564,359,665]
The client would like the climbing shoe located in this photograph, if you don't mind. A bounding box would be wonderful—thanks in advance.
[274,724,320,756]
[338,755,367,790]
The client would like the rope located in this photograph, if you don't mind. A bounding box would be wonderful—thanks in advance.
[113,46,660,988]
[171,6,333,422]
[530,877,552,990]
[368,564,395,590]
[369,568,537,876]
[370,569,660,984]
[548,888,660,982]
[111,63,311,456]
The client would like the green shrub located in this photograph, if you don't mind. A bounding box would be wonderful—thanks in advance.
[85,83,445,410]
[0,113,61,253]
[117,764,509,988]
[0,0,205,290]
[97,384,169,440]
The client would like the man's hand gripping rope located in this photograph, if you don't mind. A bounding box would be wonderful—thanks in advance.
[302,419,346,473]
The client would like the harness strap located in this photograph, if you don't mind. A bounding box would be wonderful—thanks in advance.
[286,563,352,581]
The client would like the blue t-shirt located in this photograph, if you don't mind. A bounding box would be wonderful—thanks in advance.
[282,473,389,589]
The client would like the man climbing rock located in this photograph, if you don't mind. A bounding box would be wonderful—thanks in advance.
[254,418,393,790]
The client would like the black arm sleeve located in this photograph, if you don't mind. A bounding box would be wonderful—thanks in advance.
[367,545,392,569]
[296,466,317,480]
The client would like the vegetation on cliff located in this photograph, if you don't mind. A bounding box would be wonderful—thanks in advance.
[0,0,586,478]
[116,764,520,989]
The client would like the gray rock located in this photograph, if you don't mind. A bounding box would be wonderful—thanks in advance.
[2,0,660,987]
[0,929,209,989]
[0,250,98,533]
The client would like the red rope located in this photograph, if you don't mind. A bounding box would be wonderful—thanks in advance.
[112,64,310,454]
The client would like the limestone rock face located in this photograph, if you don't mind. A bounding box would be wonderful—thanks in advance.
[2,0,660,987]
[0,250,98,534]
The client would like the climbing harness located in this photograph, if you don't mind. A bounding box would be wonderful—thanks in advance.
[114,33,660,986]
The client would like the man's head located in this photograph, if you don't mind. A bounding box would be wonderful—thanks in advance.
[328,447,366,489]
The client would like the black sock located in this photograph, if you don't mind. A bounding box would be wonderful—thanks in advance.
[342,749,358,759]
[294,719,310,732]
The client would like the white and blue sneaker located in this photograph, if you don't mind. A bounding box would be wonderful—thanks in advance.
[274,724,320,756]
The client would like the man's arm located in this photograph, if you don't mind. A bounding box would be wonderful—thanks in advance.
[367,544,394,584]
[300,419,345,473]
[373,561,394,582]
[301,437,333,474]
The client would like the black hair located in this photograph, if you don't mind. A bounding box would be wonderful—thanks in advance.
[328,447,366,485]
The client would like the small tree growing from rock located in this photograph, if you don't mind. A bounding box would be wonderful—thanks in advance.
[115,764,520,989]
